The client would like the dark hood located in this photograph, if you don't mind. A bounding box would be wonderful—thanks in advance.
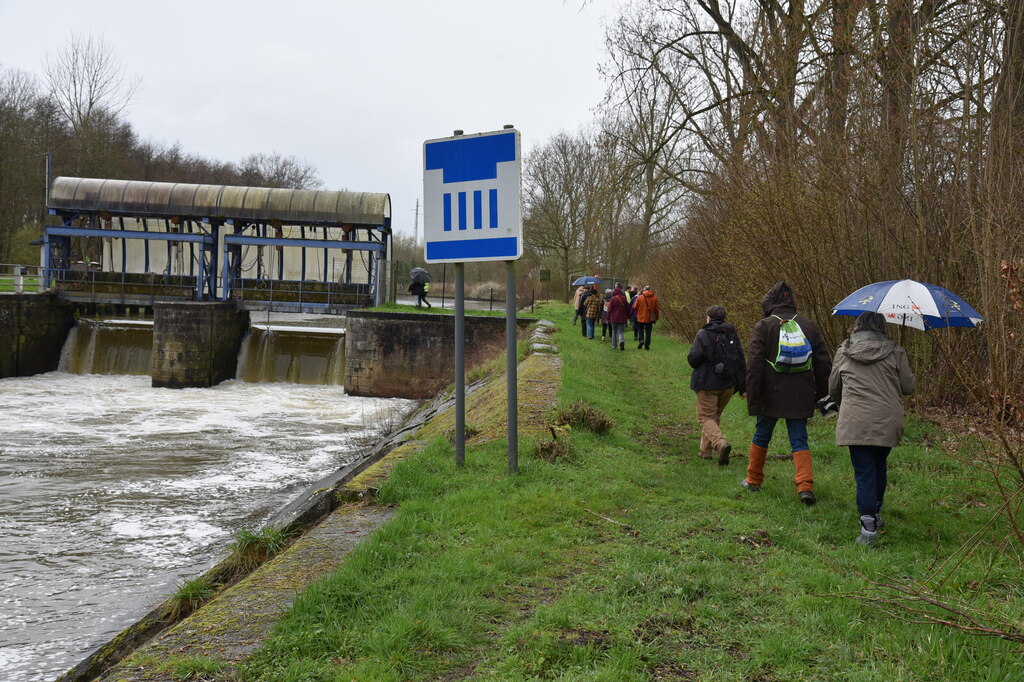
[762,281,796,317]
[705,319,736,335]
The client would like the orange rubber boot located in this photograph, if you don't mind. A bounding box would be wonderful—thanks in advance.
[745,443,768,486]
[792,449,814,493]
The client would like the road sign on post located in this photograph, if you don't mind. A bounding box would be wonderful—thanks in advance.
[423,129,522,263]
[423,127,523,474]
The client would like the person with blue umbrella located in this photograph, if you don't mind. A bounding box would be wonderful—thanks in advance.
[829,279,981,545]
[829,311,916,546]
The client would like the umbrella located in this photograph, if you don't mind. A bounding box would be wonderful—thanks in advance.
[571,275,602,286]
[831,279,983,330]
[409,267,431,284]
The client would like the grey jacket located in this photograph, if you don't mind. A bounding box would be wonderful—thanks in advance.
[828,331,915,447]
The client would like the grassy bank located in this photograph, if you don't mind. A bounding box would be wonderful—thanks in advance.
[236,302,1020,681]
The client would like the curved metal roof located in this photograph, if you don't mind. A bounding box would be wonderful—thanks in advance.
[48,176,391,227]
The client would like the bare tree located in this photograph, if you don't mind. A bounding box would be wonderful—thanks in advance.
[523,129,615,300]
[238,152,322,189]
[43,34,139,133]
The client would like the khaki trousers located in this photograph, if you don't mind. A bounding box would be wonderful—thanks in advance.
[695,388,734,455]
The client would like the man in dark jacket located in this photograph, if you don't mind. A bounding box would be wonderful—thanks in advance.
[687,305,746,465]
[741,282,832,505]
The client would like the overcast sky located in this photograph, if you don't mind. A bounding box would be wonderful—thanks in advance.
[0,0,618,237]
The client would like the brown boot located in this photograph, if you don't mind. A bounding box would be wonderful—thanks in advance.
[744,443,768,488]
[792,449,815,504]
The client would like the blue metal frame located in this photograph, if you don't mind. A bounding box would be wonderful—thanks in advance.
[44,206,390,307]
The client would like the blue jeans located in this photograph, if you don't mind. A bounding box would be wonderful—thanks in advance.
[586,318,595,338]
[849,445,891,515]
[610,323,625,347]
[752,414,808,452]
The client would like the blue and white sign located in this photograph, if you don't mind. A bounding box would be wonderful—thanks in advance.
[423,128,522,263]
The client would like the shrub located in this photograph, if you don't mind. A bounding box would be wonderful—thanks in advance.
[534,425,573,462]
[468,281,506,300]
[223,527,290,579]
[554,399,613,435]
[168,576,218,621]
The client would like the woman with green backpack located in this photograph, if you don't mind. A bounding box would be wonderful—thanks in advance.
[741,282,833,505]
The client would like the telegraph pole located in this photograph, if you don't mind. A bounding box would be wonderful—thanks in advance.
[412,198,420,245]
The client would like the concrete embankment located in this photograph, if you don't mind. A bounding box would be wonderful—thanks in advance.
[63,320,560,682]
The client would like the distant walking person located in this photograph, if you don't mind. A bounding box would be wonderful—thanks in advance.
[628,286,640,340]
[571,284,588,326]
[829,311,915,545]
[687,305,746,465]
[584,285,604,339]
[577,286,593,338]
[741,281,831,505]
[607,286,629,350]
[601,289,612,341]
[634,286,660,350]
[409,280,431,308]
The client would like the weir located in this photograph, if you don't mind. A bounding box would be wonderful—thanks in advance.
[58,318,345,385]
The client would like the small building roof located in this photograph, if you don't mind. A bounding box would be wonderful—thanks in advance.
[48,177,391,228]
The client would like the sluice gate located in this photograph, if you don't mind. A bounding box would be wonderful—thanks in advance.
[58,318,346,386]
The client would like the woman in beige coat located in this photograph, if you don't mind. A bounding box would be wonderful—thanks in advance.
[829,311,915,545]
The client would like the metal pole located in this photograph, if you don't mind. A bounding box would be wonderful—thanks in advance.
[455,262,465,467]
[506,261,518,473]
[44,153,51,208]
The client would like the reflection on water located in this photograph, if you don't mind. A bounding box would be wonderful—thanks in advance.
[0,373,410,681]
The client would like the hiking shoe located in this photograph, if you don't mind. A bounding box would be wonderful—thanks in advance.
[716,442,732,466]
[799,491,817,506]
[740,479,760,493]
[638,342,643,349]
[857,514,878,545]
[619,342,625,350]
[698,452,713,460]
[856,529,877,545]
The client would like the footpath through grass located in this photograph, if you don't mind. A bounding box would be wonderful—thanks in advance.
[239,302,1022,681]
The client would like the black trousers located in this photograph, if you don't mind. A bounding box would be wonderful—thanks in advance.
[637,322,653,348]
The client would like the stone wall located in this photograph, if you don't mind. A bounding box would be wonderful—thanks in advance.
[0,293,74,379]
[343,311,531,398]
[151,301,250,388]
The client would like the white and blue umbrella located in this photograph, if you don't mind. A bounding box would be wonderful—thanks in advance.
[572,275,602,286]
[832,279,983,330]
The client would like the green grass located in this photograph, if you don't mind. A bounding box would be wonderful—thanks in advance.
[224,527,291,580]
[365,302,535,318]
[238,302,1022,681]
[168,576,219,621]
[0,275,40,292]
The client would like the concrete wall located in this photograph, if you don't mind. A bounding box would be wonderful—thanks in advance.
[151,301,250,388]
[0,293,75,379]
[343,310,530,398]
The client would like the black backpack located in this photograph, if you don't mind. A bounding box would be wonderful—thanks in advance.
[711,329,744,382]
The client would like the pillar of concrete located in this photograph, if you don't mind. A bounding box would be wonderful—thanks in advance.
[0,293,74,379]
[151,301,249,388]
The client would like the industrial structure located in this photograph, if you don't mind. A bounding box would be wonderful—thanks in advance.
[43,176,392,311]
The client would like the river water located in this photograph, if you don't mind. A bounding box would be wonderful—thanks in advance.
[0,352,411,680]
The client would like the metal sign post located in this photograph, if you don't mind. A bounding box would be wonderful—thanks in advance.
[423,127,523,472]
[455,263,465,466]
[505,260,518,473]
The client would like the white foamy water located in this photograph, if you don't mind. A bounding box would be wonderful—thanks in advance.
[0,373,410,681]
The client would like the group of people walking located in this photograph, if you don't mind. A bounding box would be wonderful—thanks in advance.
[572,282,661,350]
[686,281,915,546]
